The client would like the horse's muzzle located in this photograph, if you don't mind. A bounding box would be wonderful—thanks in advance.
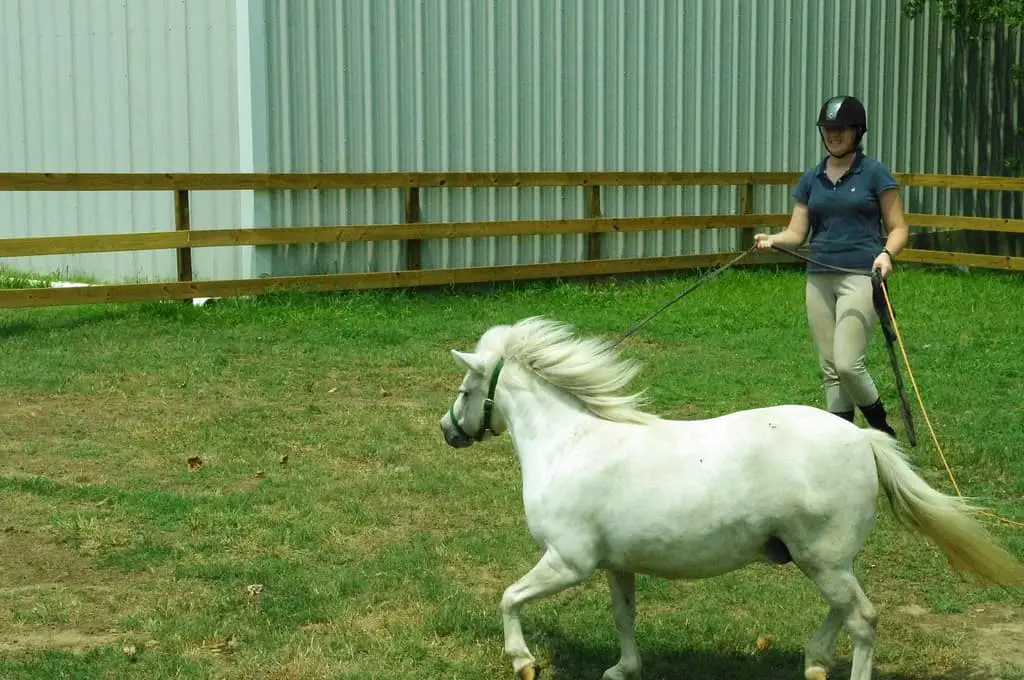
[443,428,471,449]
[440,415,472,449]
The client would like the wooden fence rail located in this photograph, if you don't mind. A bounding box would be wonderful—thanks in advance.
[1,172,1022,309]
[0,214,798,258]
[3,171,1024,191]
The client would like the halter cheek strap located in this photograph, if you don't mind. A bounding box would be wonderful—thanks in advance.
[449,358,505,441]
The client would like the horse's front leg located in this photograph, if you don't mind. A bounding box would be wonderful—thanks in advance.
[603,570,642,680]
[501,547,593,679]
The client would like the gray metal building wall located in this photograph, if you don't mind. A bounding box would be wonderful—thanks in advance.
[0,0,250,282]
[258,0,970,276]
[2,1,1020,282]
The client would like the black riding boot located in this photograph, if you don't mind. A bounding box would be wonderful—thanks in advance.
[831,409,855,423]
[859,398,896,437]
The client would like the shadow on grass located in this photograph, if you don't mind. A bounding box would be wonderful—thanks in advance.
[0,311,130,339]
[537,628,984,680]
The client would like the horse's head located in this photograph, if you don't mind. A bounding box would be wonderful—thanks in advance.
[440,348,508,448]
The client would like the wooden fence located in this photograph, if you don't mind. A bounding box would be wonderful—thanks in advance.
[0,172,1022,309]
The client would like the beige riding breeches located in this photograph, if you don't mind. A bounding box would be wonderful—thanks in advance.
[805,273,881,413]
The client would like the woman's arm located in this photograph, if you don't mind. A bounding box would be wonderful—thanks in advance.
[873,189,909,275]
[754,203,810,249]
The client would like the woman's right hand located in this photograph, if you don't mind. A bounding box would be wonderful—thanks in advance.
[754,233,775,250]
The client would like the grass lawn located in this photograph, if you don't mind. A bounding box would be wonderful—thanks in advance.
[1,265,1022,679]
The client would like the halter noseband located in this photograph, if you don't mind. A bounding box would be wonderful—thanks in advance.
[449,358,505,442]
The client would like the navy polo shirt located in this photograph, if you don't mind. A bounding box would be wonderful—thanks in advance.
[793,150,899,274]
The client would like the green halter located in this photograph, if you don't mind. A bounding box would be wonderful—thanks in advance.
[449,358,504,441]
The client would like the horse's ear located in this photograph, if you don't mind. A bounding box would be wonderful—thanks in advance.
[451,350,486,375]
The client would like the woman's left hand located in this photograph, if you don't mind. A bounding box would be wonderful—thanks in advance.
[872,251,893,278]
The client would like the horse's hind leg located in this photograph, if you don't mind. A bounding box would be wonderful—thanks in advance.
[603,571,641,680]
[803,605,844,680]
[804,566,877,680]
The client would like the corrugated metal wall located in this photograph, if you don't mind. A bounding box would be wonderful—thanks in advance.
[3,0,1020,281]
[0,0,248,282]
[258,0,978,275]
[941,20,1024,254]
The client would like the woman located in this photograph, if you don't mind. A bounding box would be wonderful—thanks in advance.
[754,95,909,436]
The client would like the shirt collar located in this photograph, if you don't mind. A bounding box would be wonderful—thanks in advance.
[815,148,866,178]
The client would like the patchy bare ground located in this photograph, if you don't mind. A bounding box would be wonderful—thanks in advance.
[0,525,131,655]
[891,603,1024,679]
[1,380,1021,678]
[0,628,122,654]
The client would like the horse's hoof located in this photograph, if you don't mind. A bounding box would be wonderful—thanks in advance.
[804,666,827,680]
[516,663,541,680]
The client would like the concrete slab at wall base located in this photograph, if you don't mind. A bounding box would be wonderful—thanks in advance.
[5,279,218,307]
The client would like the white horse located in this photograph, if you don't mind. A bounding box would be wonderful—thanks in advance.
[438,316,1024,680]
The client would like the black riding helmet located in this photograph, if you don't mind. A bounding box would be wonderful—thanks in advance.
[817,95,867,157]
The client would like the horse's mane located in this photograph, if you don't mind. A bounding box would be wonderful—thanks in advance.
[476,316,660,424]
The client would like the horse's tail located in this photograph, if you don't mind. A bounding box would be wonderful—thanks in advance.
[869,429,1024,588]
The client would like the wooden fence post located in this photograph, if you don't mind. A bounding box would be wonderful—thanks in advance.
[738,182,755,249]
[585,185,602,260]
[405,187,422,270]
[174,190,193,286]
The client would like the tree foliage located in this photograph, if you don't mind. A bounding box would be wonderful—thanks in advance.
[903,0,1024,40]
[904,0,1024,175]
[904,0,1023,80]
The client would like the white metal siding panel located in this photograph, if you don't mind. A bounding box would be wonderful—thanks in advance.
[263,0,1000,276]
[0,0,246,282]
[4,1,1019,283]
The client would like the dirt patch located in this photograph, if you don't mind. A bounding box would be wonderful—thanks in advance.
[0,525,102,590]
[0,627,122,653]
[0,390,180,485]
[444,560,511,601]
[897,603,1024,678]
[0,523,146,655]
[353,603,426,636]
